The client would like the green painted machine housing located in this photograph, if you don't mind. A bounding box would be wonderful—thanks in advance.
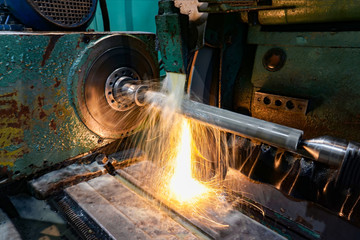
[242,27,360,141]
[0,32,158,183]
[155,0,360,142]
[156,0,189,74]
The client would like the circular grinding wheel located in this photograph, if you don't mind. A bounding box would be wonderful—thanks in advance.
[74,34,159,139]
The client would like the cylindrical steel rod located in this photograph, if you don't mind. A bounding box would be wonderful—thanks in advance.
[144,91,303,151]
[140,89,360,170]
[117,84,358,169]
[181,98,303,151]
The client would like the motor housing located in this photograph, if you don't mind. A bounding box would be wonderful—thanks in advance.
[3,0,97,30]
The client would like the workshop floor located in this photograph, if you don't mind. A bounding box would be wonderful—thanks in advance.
[0,193,78,240]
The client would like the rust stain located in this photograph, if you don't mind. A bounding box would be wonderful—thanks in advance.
[0,92,30,166]
[53,77,61,88]
[76,38,81,49]
[37,96,47,119]
[41,35,62,67]
[0,99,18,116]
[0,92,17,98]
[39,111,46,120]
[53,104,63,119]
[0,93,30,129]
[37,96,44,107]
[49,119,57,134]
[53,104,60,118]
[8,105,30,128]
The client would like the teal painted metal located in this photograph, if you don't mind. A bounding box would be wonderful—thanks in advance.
[0,33,106,180]
[0,32,157,182]
[156,0,188,74]
[88,0,158,32]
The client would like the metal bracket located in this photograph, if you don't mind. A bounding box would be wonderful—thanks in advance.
[253,92,308,115]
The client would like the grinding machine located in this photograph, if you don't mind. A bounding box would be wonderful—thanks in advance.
[0,0,160,180]
[1,0,360,239]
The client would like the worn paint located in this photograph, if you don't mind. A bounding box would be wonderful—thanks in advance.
[53,77,61,88]
[156,0,188,74]
[0,92,30,167]
[0,32,156,181]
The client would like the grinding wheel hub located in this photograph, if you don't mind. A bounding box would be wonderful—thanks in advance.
[105,67,140,112]
[73,34,158,139]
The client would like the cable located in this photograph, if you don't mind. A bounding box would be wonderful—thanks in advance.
[99,0,110,31]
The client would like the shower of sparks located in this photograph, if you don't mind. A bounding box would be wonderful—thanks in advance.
[168,119,210,203]
[121,74,233,228]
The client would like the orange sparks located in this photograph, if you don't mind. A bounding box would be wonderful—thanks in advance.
[168,119,209,203]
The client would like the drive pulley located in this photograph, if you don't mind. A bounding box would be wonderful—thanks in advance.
[72,34,159,139]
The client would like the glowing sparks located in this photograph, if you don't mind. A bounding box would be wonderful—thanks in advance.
[169,120,209,203]
[123,74,230,228]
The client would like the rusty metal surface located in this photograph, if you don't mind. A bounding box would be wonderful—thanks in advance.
[0,32,158,182]
[0,32,103,181]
